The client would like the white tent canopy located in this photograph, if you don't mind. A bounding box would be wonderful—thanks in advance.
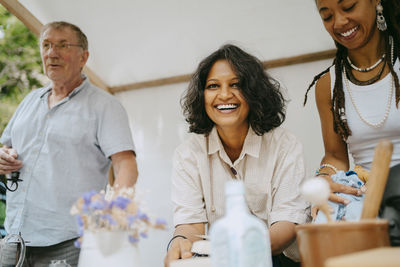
[1,1,336,266]
[4,0,335,90]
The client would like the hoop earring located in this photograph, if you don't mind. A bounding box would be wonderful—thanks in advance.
[376,1,387,31]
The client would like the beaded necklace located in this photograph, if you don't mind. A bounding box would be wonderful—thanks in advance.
[347,54,385,72]
[343,68,393,128]
[342,37,394,128]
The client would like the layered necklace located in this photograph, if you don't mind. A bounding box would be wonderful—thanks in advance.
[344,58,386,86]
[343,36,394,128]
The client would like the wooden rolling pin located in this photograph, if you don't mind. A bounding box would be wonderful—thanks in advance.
[361,139,393,219]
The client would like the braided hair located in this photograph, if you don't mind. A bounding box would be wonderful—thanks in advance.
[304,0,400,140]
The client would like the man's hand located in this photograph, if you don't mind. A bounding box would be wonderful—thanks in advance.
[0,146,22,174]
[164,237,193,267]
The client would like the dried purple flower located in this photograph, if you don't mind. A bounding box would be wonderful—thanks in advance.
[101,214,117,225]
[90,199,107,210]
[137,210,149,221]
[83,190,97,205]
[127,215,137,226]
[74,239,81,248]
[71,186,167,245]
[139,232,148,238]
[110,196,131,209]
[155,218,167,226]
[128,235,139,244]
[76,215,84,227]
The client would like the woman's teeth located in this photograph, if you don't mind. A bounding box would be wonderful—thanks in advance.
[340,26,358,37]
[217,104,238,110]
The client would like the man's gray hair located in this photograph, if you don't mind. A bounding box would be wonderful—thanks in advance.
[40,21,88,50]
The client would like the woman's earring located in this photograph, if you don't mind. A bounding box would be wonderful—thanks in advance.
[376,2,387,31]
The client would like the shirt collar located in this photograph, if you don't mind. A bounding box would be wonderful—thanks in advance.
[208,127,223,155]
[39,85,52,99]
[207,126,262,159]
[40,74,89,99]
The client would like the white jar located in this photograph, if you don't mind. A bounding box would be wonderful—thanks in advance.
[78,230,141,267]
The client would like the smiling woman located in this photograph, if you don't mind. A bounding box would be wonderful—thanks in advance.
[203,59,250,157]
[165,44,311,267]
[182,44,286,136]
[303,0,400,207]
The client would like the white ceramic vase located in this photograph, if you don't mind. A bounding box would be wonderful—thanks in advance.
[78,231,141,267]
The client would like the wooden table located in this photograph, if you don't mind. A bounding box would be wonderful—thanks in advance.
[325,247,400,267]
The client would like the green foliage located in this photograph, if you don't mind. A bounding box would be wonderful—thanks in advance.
[0,201,5,225]
[0,4,45,136]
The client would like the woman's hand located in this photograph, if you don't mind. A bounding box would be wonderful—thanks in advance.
[311,206,319,219]
[164,223,205,267]
[318,173,364,204]
[311,204,334,220]
[164,237,193,267]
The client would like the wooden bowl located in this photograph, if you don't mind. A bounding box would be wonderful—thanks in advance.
[295,219,390,267]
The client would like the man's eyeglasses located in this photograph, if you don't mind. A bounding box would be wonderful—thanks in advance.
[41,42,83,52]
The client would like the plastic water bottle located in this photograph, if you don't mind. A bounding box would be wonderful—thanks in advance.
[210,180,272,267]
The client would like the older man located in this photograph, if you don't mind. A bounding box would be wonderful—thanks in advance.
[0,21,138,266]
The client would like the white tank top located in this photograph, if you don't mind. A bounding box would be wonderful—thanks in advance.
[329,60,400,170]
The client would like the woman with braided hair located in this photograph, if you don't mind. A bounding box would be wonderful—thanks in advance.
[304,0,400,207]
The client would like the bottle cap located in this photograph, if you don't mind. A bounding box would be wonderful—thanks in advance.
[225,180,244,196]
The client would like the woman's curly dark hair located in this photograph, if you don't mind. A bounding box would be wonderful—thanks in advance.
[181,44,286,136]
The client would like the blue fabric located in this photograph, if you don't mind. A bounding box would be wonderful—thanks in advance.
[315,170,364,223]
